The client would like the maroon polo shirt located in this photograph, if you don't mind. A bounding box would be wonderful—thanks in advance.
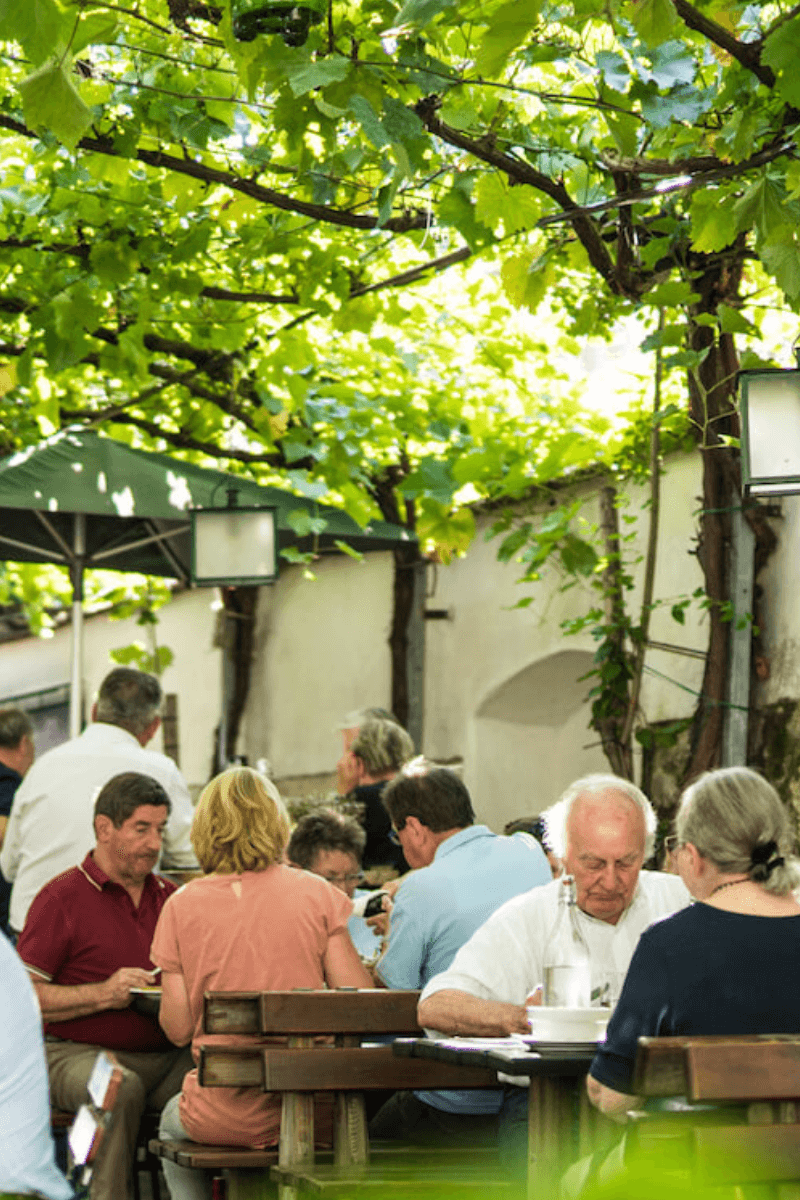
[17,852,177,1051]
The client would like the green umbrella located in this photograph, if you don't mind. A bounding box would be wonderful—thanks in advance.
[0,427,412,733]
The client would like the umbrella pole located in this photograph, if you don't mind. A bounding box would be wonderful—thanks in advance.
[69,514,86,739]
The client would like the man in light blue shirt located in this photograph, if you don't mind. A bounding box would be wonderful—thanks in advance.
[0,934,73,1200]
[371,762,551,1139]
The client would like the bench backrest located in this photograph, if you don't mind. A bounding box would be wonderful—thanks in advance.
[629,1037,800,1190]
[199,1044,499,1091]
[199,989,498,1093]
[203,988,422,1036]
[633,1035,800,1101]
[686,1039,800,1103]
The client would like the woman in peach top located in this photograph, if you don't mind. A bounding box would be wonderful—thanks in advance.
[152,766,371,1200]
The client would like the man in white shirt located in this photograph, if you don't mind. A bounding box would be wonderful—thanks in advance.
[0,934,72,1200]
[1,667,196,934]
[417,774,690,1167]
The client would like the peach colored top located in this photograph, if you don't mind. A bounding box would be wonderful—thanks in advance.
[151,864,351,1146]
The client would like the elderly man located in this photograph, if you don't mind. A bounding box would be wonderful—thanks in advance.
[337,715,414,876]
[369,762,552,1141]
[0,706,35,938]
[419,774,689,1033]
[338,706,397,753]
[1,666,196,934]
[417,774,690,1163]
[16,771,191,1200]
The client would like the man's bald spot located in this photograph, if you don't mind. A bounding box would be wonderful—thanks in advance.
[567,789,647,851]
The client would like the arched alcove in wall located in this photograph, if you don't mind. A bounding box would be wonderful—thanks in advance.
[467,649,609,829]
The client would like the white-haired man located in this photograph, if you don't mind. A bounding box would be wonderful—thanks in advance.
[419,773,689,1033]
[417,775,690,1164]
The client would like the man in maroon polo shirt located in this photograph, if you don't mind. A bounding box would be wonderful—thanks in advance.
[16,771,192,1200]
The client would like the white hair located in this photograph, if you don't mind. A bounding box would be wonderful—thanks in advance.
[542,773,656,859]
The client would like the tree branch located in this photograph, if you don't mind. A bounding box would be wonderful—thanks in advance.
[540,137,796,226]
[58,408,316,469]
[0,115,429,235]
[0,236,470,305]
[414,97,622,293]
[672,0,775,87]
[351,245,472,296]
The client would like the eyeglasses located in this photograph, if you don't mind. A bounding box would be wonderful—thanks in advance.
[388,828,402,846]
[321,872,363,886]
[664,835,681,854]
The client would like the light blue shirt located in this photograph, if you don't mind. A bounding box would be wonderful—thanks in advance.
[0,935,73,1199]
[378,826,551,1113]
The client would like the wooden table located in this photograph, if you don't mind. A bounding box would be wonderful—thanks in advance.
[393,1037,605,1200]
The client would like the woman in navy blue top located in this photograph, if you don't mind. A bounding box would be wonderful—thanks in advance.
[587,766,800,1116]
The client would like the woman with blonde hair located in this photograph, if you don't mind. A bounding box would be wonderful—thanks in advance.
[588,766,800,1117]
[152,767,371,1199]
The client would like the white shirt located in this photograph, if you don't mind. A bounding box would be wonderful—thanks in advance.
[420,871,691,1009]
[0,722,197,932]
[0,936,72,1199]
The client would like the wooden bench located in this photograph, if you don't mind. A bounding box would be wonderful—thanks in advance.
[152,989,513,1200]
[627,1034,800,1193]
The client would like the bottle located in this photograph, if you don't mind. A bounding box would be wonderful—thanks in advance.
[541,875,591,1007]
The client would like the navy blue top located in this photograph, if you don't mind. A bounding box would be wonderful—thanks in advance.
[0,763,21,819]
[0,765,22,938]
[354,781,408,873]
[591,901,800,1094]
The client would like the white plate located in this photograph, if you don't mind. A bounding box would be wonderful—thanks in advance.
[519,1037,600,1056]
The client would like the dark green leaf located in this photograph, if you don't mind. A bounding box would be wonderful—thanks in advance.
[348,94,389,148]
[394,0,455,27]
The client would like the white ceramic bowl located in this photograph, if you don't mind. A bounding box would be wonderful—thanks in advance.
[526,1006,609,1043]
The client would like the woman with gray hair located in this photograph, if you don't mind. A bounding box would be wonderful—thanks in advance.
[588,766,800,1116]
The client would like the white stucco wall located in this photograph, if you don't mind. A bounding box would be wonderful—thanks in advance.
[422,450,707,824]
[243,551,394,778]
[754,493,800,703]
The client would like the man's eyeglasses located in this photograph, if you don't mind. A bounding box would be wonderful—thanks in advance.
[321,872,363,886]
[388,828,402,846]
[664,835,681,854]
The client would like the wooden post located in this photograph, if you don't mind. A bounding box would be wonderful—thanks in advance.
[278,1036,315,1200]
[333,1035,369,1170]
[406,559,426,752]
[722,506,755,766]
[528,1076,573,1200]
[162,693,180,766]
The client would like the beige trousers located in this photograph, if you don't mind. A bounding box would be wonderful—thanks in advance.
[46,1038,192,1200]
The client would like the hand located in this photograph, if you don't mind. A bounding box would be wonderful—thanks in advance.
[507,1005,532,1035]
[381,876,404,899]
[365,894,392,938]
[103,967,158,1010]
[506,987,542,1036]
